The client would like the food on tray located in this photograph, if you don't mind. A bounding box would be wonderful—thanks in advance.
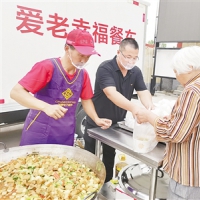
[0,154,100,200]
[0,163,6,169]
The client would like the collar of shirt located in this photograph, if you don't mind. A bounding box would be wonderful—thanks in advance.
[185,72,200,86]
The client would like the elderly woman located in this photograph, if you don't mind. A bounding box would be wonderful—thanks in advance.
[136,46,200,200]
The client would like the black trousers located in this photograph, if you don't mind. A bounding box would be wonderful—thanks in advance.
[84,122,116,183]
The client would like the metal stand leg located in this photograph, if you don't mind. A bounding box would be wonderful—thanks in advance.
[150,76,156,95]
[95,139,101,158]
[149,168,158,200]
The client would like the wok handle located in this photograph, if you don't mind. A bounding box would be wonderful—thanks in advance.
[83,191,97,200]
[0,142,9,152]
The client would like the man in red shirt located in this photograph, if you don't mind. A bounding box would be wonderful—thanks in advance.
[10,29,112,146]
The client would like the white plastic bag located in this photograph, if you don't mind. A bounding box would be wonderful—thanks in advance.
[131,98,175,153]
[124,116,135,129]
[132,121,158,153]
[153,99,176,117]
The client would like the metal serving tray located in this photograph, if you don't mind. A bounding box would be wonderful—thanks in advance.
[117,121,133,133]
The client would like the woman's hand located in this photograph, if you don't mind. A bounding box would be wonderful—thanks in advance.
[135,107,159,127]
[135,108,150,124]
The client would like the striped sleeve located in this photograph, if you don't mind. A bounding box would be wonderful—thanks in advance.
[156,89,200,143]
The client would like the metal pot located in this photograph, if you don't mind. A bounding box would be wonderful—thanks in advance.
[0,143,106,199]
[118,163,169,200]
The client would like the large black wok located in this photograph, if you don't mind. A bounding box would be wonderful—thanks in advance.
[0,143,106,199]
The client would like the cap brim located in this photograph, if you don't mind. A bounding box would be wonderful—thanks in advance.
[73,46,101,56]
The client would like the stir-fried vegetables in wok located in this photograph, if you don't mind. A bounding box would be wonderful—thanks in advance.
[0,154,101,200]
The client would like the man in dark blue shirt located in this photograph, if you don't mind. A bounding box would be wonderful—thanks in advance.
[84,38,154,182]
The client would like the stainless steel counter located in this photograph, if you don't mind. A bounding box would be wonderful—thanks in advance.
[87,125,166,200]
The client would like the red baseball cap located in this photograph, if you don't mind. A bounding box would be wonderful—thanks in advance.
[66,29,100,56]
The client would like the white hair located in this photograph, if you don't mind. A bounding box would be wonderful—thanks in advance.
[171,46,200,75]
